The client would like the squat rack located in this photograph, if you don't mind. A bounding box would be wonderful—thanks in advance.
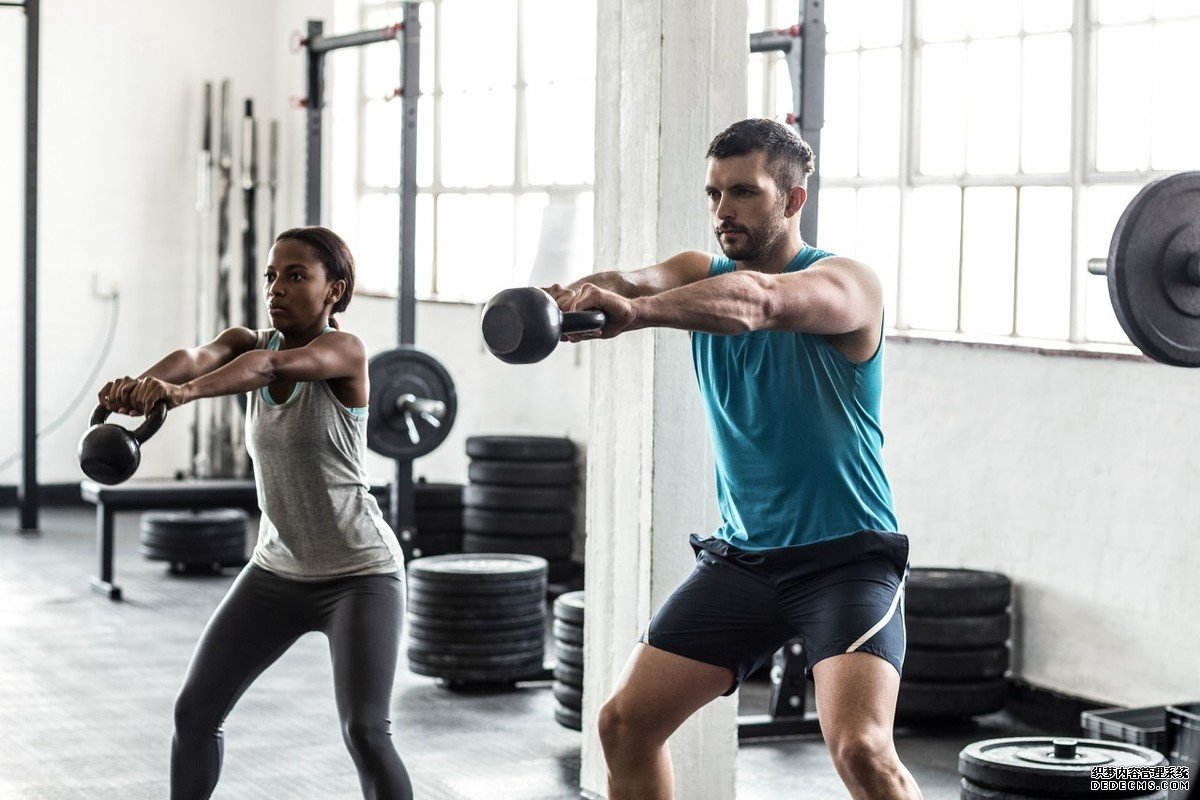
[298,4,422,544]
[2,0,40,533]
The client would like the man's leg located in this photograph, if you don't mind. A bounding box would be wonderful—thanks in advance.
[598,643,734,800]
[812,652,922,800]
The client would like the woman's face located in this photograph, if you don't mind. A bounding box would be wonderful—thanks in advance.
[263,239,344,331]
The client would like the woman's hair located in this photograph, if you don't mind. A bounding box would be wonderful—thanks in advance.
[274,227,356,324]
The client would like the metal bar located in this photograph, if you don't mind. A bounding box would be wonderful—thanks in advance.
[0,2,27,7]
[1067,0,1090,343]
[797,0,824,247]
[88,505,122,600]
[19,0,39,532]
[749,28,797,54]
[308,24,401,56]
[241,99,258,329]
[398,2,419,348]
[305,20,324,225]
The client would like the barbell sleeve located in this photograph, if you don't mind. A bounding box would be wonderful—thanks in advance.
[397,393,447,419]
[1087,258,1108,276]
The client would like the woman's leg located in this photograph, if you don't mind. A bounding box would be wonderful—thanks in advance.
[171,566,309,800]
[321,574,412,800]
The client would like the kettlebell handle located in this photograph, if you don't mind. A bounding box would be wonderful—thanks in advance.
[561,309,606,335]
[89,402,170,444]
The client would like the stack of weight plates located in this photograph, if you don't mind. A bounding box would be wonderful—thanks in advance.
[899,568,1012,721]
[138,509,248,574]
[406,553,548,684]
[463,435,579,585]
[404,480,464,560]
[552,591,584,730]
[959,737,1168,799]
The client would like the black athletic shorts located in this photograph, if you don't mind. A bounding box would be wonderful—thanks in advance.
[641,530,910,695]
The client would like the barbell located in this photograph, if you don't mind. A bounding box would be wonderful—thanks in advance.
[1091,170,1200,367]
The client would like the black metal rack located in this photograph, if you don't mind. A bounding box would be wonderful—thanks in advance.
[299,5,421,544]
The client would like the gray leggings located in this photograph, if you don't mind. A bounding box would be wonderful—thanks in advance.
[170,564,412,800]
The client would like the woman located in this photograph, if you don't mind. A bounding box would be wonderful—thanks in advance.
[98,227,412,800]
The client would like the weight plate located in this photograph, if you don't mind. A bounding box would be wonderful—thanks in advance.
[1107,171,1200,367]
[406,620,545,646]
[960,737,1167,796]
[411,509,463,533]
[407,598,546,620]
[466,436,576,462]
[464,485,576,512]
[139,530,246,550]
[408,553,548,583]
[408,654,545,683]
[462,534,574,560]
[415,481,464,509]
[547,559,582,586]
[139,509,247,540]
[463,508,575,537]
[553,619,584,645]
[407,647,543,669]
[907,613,1011,649]
[406,608,545,633]
[555,702,583,731]
[408,573,546,597]
[554,662,583,687]
[904,647,1009,682]
[553,591,585,625]
[407,634,545,657]
[367,346,458,458]
[468,459,578,487]
[406,587,545,611]
[906,569,1012,617]
[553,681,583,711]
[897,679,1007,720]
[139,544,246,563]
[555,641,583,668]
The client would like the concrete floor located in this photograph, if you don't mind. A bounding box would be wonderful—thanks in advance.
[0,508,1046,799]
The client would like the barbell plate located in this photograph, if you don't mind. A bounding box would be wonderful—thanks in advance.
[367,346,458,458]
[1107,171,1200,367]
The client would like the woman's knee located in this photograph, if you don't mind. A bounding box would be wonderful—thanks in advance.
[341,716,393,758]
[173,688,221,737]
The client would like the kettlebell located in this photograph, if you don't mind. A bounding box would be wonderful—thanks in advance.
[77,403,169,485]
[481,287,606,364]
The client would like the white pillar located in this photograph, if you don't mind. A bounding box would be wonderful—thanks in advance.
[581,1,747,797]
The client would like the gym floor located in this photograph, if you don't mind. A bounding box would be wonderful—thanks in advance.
[0,509,1044,799]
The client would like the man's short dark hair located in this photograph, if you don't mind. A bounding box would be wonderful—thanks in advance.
[706,118,816,192]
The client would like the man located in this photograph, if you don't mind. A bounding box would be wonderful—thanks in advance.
[544,118,921,800]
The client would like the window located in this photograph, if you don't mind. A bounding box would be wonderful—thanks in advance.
[750,0,1200,349]
[353,0,597,302]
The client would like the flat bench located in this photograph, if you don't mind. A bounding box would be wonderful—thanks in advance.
[80,479,262,600]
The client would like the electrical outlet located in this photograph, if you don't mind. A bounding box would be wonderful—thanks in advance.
[91,272,120,299]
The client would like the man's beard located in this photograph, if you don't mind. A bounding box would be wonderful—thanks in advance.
[714,202,787,262]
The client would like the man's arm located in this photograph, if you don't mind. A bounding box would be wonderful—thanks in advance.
[555,250,713,300]
[571,257,881,338]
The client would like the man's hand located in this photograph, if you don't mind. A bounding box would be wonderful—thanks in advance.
[568,284,639,340]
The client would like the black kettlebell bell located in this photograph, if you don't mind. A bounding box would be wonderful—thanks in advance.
[77,403,169,485]
[481,287,606,364]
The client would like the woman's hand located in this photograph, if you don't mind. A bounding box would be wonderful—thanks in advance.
[98,376,188,416]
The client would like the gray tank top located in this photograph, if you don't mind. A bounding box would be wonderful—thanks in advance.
[245,329,403,579]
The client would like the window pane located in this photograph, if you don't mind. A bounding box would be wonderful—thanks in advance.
[416,193,433,296]
[435,193,515,300]
[524,0,596,84]
[362,35,400,100]
[1015,187,1071,339]
[857,188,901,325]
[920,43,966,175]
[1083,185,1140,342]
[523,192,594,287]
[440,0,516,91]
[816,187,856,254]
[921,0,967,41]
[417,95,433,188]
[441,89,515,187]
[1155,0,1199,19]
[1023,0,1072,33]
[859,48,900,177]
[904,187,962,331]
[364,99,401,189]
[1151,21,1200,170]
[1021,34,1071,173]
[526,83,595,185]
[748,0,766,35]
[824,0,860,52]
[356,193,399,293]
[747,53,766,118]
[769,0,796,28]
[968,0,1021,38]
[1095,26,1151,172]
[1098,0,1152,24]
[966,38,1020,174]
[773,57,794,119]
[822,53,859,178]
[859,0,902,48]
[420,2,435,95]
[960,187,1017,336]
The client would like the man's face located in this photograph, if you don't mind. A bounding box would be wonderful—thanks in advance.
[705,151,788,261]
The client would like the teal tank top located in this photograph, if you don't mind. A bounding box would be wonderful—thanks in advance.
[691,246,898,550]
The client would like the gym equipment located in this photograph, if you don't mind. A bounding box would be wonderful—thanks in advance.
[907,613,1011,649]
[739,638,821,740]
[138,509,248,573]
[959,737,1167,798]
[405,554,549,684]
[906,568,1012,617]
[898,679,1008,720]
[1104,172,1200,367]
[480,287,605,364]
[463,485,576,512]
[366,347,456,459]
[552,591,584,731]
[903,647,1009,682]
[77,404,169,486]
[240,98,259,332]
[465,435,577,462]
[468,459,577,487]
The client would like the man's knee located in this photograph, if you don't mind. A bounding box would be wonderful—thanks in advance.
[829,732,895,779]
[598,695,659,753]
